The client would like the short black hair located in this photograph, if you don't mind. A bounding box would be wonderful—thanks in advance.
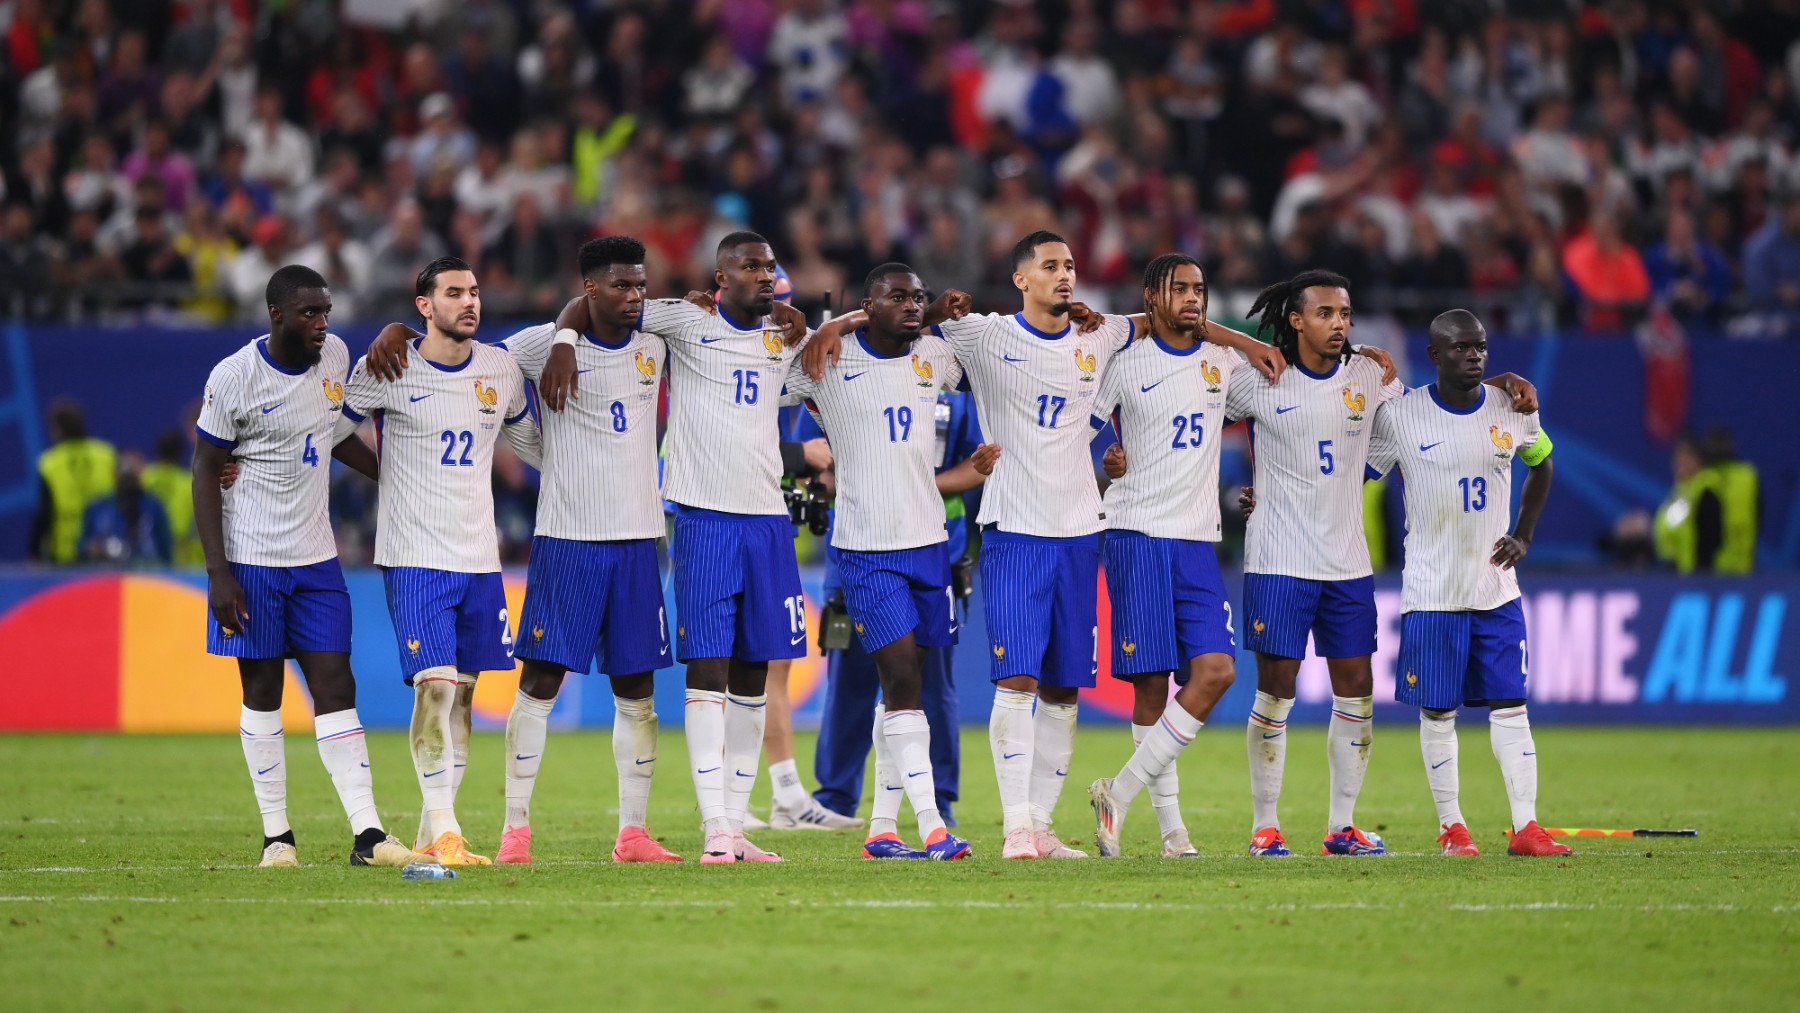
[266,264,329,308]
[578,235,646,279]
[1428,308,1484,346]
[1010,230,1068,271]
[1248,269,1352,364]
[415,256,472,298]
[716,230,770,261]
[863,262,918,298]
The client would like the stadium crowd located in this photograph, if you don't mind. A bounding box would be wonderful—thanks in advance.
[2,0,1800,334]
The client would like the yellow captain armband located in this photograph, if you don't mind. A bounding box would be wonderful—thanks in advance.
[1519,429,1553,467]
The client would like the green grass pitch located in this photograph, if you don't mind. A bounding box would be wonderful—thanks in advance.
[2,726,1795,1010]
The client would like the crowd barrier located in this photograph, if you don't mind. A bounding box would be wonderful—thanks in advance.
[0,567,1789,731]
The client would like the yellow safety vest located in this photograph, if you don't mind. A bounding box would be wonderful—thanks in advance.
[37,438,118,562]
[141,461,199,566]
[1655,463,1758,574]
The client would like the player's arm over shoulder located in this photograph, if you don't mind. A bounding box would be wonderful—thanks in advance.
[637,297,710,342]
[1365,395,1405,479]
[497,323,556,381]
[933,312,997,352]
[340,356,384,421]
[779,358,816,406]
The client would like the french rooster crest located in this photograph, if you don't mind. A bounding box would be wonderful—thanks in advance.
[635,350,657,384]
[912,354,934,386]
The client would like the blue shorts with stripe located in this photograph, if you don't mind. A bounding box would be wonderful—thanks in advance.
[837,542,957,652]
[1241,573,1378,660]
[671,506,805,663]
[515,536,671,676]
[1103,532,1235,683]
[1396,599,1529,710]
[206,559,352,659]
[980,528,1100,688]
[380,567,515,684]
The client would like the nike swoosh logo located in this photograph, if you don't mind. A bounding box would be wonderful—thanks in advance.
[1431,757,1453,769]
[700,336,725,344]
[1003,354,1027,363]
[1351,740,1370,748]
[1002,752,1025,760]
[907,771,927,779]
[1140,381,1164,392]
[1275,405,1298,414]
[255,764,280,775]
[422,769,445,778]
[843,371,867,381]
[1522,751,1536,756]
[409,393,434,402]
[1054,769,1067,777]
[634,758,654,765]
[1262,732,1283,739]
[790,634,806,645]
[514,754,538,761]
[576,369,594,375]
[260,403,283,414]
[360,762,370,768]
[735,770,755,778]
[697,766,720,774]
[885,786,904,792]
[1420,441,1443,452]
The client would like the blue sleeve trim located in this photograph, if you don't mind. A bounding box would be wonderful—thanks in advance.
[341,405,366,423]
[505,406,531,425]
[1364,464,1383,481]
[1088,415,1106,430]
[1125,318,1136,344]
[194,425,236,449]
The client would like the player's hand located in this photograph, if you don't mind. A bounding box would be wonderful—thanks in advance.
[219,459,240,489]
[539,342,579,412]
[1491,372,1539,413]
[1238,484,1256,515]
[1357,344,1399,385]
[1491,534,1529,569]
[1103,442,1127,480]
[1247,342,1286,384]
[207,568,249,635]
[682,290,717,314]
[926,288,972,324]
[364,322,417,382]
[802,325,843,380]
[1069,302,1104,335]
[770,301,809,346]
[970,443,1002,476]
[802,437,833,473]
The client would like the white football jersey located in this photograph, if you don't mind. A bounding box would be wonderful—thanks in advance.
[1226,355,1405,580]
[501,323,665,541]
[343,341,533,572]
[780,331,965,551]
[195,335,351,567]
[939,312,1134,537]
[640,299,807,516]
[1093,336,1239,541]
[1367,384,1545,613]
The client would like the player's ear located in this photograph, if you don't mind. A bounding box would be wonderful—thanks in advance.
[415,294,431,322]
[1013,270,1026,293]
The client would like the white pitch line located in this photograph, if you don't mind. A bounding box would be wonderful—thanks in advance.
[0,895,1790,915]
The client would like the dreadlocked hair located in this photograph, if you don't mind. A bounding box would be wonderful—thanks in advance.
[1142,253,1207,333]
[1247,270,1353,366]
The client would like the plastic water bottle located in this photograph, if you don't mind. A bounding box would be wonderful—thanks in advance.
[401,863,456,880]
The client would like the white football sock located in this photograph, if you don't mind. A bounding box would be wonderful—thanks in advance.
[868,704,902,838]
[684,689,728,830]
[723,693,766,834]
[769,758,810,811]
[613,695,657,832]
[239,706,289,838]
[1133,722,1186,836]
[451,673,476,801]
[1113,705,1201,805]
[989,688,1035,835]
[1489,705,1538,832]
[503,690,554,831]
[1420,709,1464,829]
[1028,698,1078,831]
[1247,691,1293,832]
[314,708,379,835]
[884,708,945,840]
[1326,694,1374,832]
[410,668,461,840]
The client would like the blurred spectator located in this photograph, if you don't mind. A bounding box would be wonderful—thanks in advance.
[911,208,982,295]
[1052,20,1122,127]
[226,215,290,320]
[685,34,756,119]
[120,119,196,212]
[97,29,159,131]
[8,136,71,236]
[31,400,117,564]
[768,0,851,104]
[242,84,315,193]
[80,454,172,566]
[199,138,272,221]
[483,192,564,315]
[292,208,372,321]
[1301,45,1381,149]
[1563,212,1650,331]
[139,431,198,566]
[172,198,239,323]
[1644,209,1732,326]
[409,92,477,178]
[118,204,194,310]
[1741,194,1800,336]
[1655,429,1757,575]
[367,200,448,307]
[444,29,519,144]
[0,201,55,319]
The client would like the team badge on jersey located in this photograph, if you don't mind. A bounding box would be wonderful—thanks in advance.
[474,380,499,415]
[762,330,784,361]
[1406,670,1418,686]
[1076,347,1096,382]
[407,636,421,655]
[1342,387,1366,421]
[1490,425,1514,459]
[1253,617,1266,635]
[911,354,934,387]
[204,384,216,407]
[1121,639,1136,656]
[634,351,657,385]
[1201,359,1223,393]
[322,377,344,412]
[531,624,545,641]
[992,643,1006,659]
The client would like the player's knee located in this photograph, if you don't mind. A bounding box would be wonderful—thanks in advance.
[1192,657,1235,698]
[610,672,654,700]
[1039,686,1079,706]
[1132,675,1170,710]
[519,666,565,701]
[238,662,284,711]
